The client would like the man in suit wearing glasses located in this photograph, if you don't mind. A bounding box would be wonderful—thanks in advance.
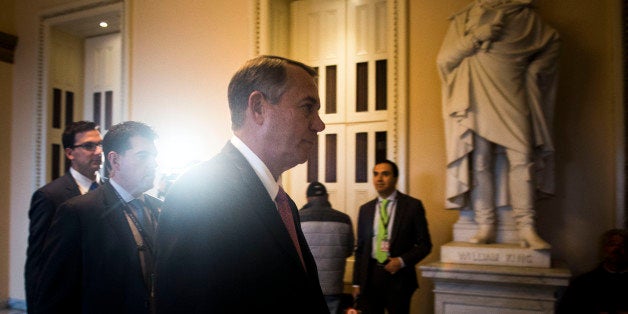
[25,120,103,312]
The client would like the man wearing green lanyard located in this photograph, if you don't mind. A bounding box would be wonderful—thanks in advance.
[352,160,432,314]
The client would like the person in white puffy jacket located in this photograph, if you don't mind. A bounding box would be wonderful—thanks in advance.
[300,181,355,314]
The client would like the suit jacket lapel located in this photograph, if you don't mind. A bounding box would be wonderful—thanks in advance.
[390,192,406,244]
[143,195,162,224]
[222,143,307,272]
[363,199,377,255]
[62,172,81,198]
[102,182,157,292]
[101,183,146,263]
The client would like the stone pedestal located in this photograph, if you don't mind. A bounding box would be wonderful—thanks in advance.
[423,207,571,313]
[421,261,571,314]
[441,242,551,268]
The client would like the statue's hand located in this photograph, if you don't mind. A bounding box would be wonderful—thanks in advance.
[471,22,503,43]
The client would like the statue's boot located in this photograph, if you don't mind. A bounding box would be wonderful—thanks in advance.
[470,159,495,245]
[518,226,551,250]
[508,160,551,250]
[469,224,496,244]
[513,204,551,250]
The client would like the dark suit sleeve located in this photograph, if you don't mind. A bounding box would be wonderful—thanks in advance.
[27,190,55,260]
[397,199,432,267]
[155,173,218,313]
[25,189,56,305]
[352,203,370,287]
[32,202,82,314]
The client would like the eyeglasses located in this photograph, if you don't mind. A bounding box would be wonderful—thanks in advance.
[71,141,103,151]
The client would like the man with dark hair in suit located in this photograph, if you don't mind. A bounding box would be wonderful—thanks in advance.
[353,160,432,314]
[33,121,161,314]
[155,55,329,313]
[25,120,102,312]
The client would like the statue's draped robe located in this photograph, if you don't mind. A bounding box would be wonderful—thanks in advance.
[437,1,560,209]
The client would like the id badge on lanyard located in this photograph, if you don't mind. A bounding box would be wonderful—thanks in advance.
[380,239,390,252]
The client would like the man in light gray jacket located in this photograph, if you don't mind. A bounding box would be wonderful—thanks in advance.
[300,181,355,314]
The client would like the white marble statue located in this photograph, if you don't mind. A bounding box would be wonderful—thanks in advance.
[437,0,560,250]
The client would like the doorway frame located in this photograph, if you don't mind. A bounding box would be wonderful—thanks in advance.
[34,0,129,188]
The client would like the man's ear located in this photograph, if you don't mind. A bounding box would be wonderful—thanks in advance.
[64,147,74,161]
[107,151,119,170]
[248,91,266,125]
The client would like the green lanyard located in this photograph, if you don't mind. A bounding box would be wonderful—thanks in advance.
[379,199,390,233]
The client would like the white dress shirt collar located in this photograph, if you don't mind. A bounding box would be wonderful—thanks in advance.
[378,190,398,203]
[230,136,281,200]
[70,167,101,195]
[109,178,144,203]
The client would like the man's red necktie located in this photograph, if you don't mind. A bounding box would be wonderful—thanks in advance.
[276,187,305,270]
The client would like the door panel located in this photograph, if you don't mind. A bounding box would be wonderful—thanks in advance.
[286,0,392,226]
[84,33,122,131]
[291,0,347,125]
[345,122,387,221]
[47,28,84,181]
[288,123,347,211]
[346,0,388,122]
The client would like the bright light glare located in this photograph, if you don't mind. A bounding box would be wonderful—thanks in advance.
[145,127,230,199]
[147,134,215,199]
[155,131,226,177]
[99,21,109,28]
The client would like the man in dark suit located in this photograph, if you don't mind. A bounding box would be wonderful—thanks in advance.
[352,160,432,314]
[25,121,103,312]
[155,56,328,313]
[33,121,160,314]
